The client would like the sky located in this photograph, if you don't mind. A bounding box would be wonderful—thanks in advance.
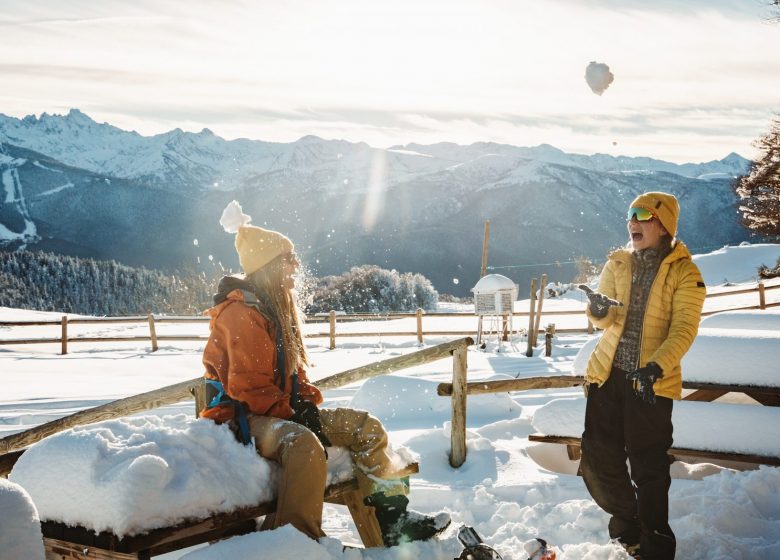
[1,0,779,163]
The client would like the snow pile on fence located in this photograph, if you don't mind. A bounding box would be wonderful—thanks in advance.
[700,308,780,331]
[573,327,780,387]
[0,477,45,560]
[8,414,371,537]
[531,397,780,457]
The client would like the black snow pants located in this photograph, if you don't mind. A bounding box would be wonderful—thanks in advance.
[580,367,676,560]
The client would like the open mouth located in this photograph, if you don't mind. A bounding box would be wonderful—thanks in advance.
[631,232,643,242]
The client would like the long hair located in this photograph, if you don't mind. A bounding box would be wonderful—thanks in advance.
[246,255,310,372]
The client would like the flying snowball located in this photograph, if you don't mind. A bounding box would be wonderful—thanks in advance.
[585,61,614,95]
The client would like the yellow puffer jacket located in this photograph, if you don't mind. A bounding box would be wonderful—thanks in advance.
[585,241,706,400]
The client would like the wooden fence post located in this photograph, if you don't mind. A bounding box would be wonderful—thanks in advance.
[148,313,158,352]
[329,310,337,350]
[759,282,766,309]
[416,308,424,345]
[545,323,556,357]
[532,273,547,346]
[587,318,594,334]
[190,380,206,418]
[61,316,68,355]
[450,345,468,468]
[526,278,538,357]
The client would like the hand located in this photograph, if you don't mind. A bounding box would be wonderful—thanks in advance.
[578,284,623,318]
[290,400,332,448]
[626,362,663,405]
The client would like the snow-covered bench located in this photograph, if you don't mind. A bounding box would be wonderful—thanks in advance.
[573,326,780,407]
[530,316,780,470]
[9,415,418,558]
[528,397,780,469]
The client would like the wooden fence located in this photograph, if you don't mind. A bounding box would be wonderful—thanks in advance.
[0,337,473,476]
[1,281,778,354]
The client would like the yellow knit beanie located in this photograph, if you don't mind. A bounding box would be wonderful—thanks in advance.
[630,191,680,238]
[220,201,294,275]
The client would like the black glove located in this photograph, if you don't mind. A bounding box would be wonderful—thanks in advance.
[626,362,663,405]
[578,284,623,318]
[290,400,332,448]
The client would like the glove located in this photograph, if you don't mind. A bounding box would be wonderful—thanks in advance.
[626,362,663,405]
[290,400,332,449]
[578,284,623,318]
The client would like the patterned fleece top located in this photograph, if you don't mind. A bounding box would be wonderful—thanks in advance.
[612,245,672,372]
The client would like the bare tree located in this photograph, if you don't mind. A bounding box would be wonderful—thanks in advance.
[734,117,780,237]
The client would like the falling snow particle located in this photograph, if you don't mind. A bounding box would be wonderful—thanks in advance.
[193,239,199,246]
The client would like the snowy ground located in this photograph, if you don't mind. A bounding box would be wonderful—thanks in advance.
[1,243,779,559]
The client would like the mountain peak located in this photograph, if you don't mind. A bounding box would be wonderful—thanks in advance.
[65,108,95,125]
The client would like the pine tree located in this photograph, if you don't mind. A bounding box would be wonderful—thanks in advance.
[734,117,780,237]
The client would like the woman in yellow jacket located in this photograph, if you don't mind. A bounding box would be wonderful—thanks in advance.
[200,201,449,546]
[581,192,706,560]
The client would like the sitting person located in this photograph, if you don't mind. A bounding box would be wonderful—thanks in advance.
[200,201,450,546]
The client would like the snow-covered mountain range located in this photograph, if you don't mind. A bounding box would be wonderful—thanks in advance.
[0,110,754,295]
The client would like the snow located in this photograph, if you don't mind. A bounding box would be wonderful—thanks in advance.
[1,243,780,558]
[693,243,780,285]
[0,478,45,560]
[531,397,780,457]
[573,328,780,387]
[472,274,517,293]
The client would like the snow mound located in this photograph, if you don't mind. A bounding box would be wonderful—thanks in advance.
[693,244,780,285]
[10,415,276,537]
[573,329,780,387]
[0,477,45,560]
[700,308,780,331]
[351,374,521,428]
[531,398,780,457]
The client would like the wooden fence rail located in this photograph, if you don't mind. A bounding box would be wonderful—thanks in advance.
[0,337,473,476]
[1,281,778,353]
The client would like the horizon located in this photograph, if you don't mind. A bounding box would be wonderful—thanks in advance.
[1,1,779,164]
[0,107,749,165]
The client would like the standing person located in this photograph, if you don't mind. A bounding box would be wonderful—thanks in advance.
[580,192,706,559]
[200,201,450,546]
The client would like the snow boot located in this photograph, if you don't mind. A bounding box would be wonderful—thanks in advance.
[365,493,451,546]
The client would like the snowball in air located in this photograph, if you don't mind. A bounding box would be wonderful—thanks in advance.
[220,200,252,234]
[585,61,614,95]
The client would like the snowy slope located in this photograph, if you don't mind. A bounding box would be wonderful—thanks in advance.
[1,245,780,558]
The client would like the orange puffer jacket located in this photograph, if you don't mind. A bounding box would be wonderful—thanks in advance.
[200,289,323,421]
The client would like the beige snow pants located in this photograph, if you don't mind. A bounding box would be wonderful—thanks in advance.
[249,407,408,540]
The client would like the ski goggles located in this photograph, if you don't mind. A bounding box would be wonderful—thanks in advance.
[627,206,657,222]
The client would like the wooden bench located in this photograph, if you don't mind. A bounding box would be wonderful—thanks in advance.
[528,395,780,472]
[42,462,418,559]
[527,434,780,468]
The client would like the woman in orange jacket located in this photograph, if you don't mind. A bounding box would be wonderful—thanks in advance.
[200,201,449,545]
[581,192,706,560]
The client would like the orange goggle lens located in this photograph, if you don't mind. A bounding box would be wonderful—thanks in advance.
[627,207,655,222]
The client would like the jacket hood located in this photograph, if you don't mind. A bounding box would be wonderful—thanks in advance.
[209,276,276,324]
[213,275,256,305]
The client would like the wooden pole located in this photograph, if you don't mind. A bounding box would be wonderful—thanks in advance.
[148,313,159,352]
[533,273,547,346]
[329,310,337,350]
[416,308,424,345]
[190,380,206,418]
[449,345,468,468]
[759,282,766,309]
[60,315,68,355]
[545,324,556,357]
[587,318,594,334]
[316,337,473,391]
[526,278,538,357]
[480,220,490,278]
[437,374,585,396]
